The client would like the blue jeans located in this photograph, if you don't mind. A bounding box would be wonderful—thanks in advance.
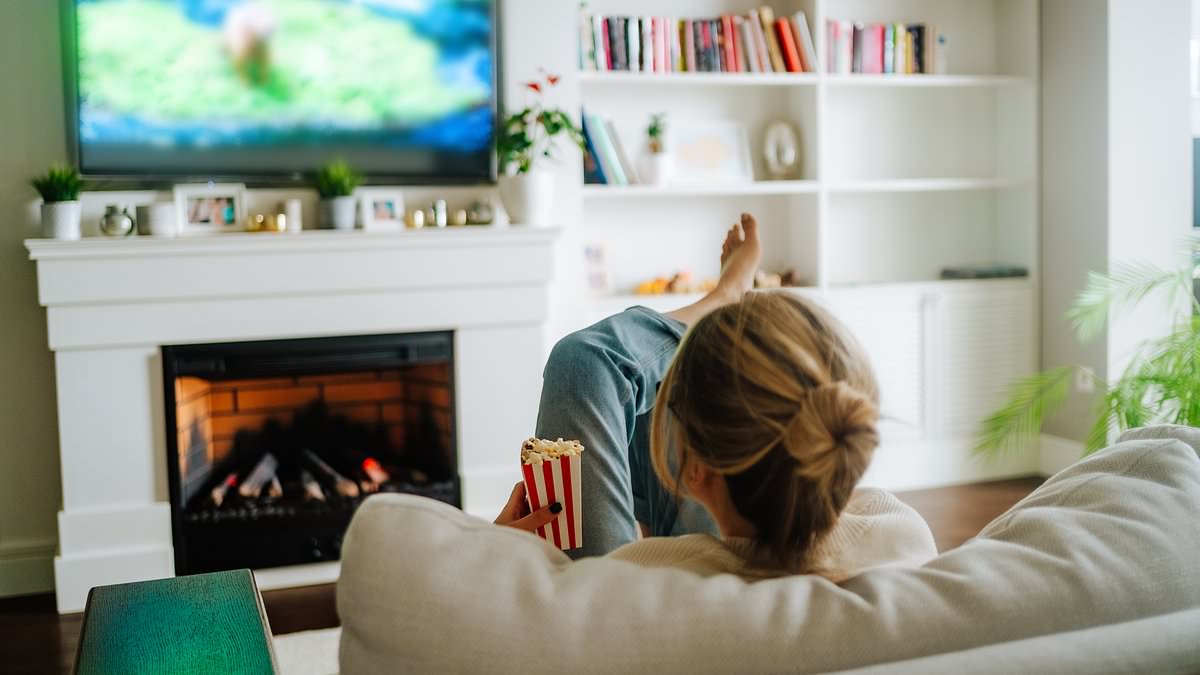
[535,307,718,558]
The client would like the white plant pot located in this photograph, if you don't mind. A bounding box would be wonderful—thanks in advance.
[498,172,554,226]
[640,153,675,186]
[41,201,82,240]
[323,196,358,230]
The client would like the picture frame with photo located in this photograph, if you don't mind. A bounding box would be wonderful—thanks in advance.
[173,183,247,235]
[357,188,406,232]
[665,122,755,185]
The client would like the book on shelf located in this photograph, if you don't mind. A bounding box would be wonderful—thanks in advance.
[827,19,941,75]
[579,7,819,75]
[581,112,641,186]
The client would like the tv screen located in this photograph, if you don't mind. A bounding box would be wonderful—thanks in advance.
[67,0,497,182]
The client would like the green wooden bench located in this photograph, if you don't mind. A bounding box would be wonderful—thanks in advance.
[74,569,277,675]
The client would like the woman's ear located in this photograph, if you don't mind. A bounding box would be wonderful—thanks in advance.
[684,459,715,495]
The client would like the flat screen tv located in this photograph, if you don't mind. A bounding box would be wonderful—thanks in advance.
[63,0,497,183]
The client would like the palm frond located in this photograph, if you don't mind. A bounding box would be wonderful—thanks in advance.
[974,366,1074,459]
[1066,260,1186,343]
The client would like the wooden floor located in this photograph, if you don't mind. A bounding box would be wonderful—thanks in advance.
[0,476,1042,675]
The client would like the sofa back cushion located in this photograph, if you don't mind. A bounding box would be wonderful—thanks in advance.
[337,426,1200,674]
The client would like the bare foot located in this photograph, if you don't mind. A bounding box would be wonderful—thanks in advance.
[715,213,762,303]
[664,213,762,326]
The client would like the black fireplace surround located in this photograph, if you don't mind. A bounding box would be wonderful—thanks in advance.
[163,332,458,575]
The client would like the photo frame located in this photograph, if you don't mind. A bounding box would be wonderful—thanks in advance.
[357,188,406,232]
[583,243,612,294]
[173,183,246,235]
[665,122,755,185]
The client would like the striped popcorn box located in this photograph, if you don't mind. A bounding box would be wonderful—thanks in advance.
[519,438,584,551]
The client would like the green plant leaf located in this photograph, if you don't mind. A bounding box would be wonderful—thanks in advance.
[1066,260,1186,343]
[973,366,1074,459]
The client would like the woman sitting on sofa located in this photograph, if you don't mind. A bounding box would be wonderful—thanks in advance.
[495,214,936,580]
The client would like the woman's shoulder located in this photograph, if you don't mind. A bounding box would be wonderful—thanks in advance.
[819,487,939,574]
[607,534,745,577]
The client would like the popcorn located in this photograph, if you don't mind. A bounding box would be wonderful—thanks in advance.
[520,437,584,550]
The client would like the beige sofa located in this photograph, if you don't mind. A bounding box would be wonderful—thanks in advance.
[330,426,1200,674]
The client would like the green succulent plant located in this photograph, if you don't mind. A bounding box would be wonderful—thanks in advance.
[31,164,84,203]
[647,113,666,154]
[314,160,362,199]
[976,237,1200,457]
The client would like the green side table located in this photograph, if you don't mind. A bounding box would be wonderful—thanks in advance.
[74,569,277,675]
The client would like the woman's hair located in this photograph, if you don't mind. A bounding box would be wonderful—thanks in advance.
[650,291,880,574]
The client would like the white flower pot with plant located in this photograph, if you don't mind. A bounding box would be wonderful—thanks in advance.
[31,165,85,240]
[496,73,584,227]
[639,113,674,186]
[315,160,362,230]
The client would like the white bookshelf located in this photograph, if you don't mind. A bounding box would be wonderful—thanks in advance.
[574,0,1040,479]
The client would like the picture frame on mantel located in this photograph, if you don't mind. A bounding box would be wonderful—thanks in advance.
[173,183,247,235]
[357,187,406,232]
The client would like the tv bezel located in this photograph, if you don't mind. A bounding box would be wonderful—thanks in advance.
[58,0,501,188]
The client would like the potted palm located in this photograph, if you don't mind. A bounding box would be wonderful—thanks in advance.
[640,113,674,186]
[315,160,362,230]
[31,165,85,240]
[976,239,1200,458]
[496,72,584,226]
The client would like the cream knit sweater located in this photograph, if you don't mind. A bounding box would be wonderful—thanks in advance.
[607,487,938,581]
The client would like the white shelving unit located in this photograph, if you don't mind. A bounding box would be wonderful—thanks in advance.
[575,0,1041,484]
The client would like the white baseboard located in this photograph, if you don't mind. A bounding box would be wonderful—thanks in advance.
[254,561,340,592]
[0,538,56,597]
[1039,434,1087,476]
[54,544,175,613]
[860,434,1043,492]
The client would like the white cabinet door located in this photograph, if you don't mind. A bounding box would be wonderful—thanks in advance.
[930,281,1037,434]
[820,288,926,434]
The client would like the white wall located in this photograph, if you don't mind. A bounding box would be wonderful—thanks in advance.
[1041,0,1192,443]
[0,0,66,596]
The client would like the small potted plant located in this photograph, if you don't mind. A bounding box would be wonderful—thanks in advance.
[315,160,362,230]
[496,72,584,226]
[31,165,85,240]
[640,113,674,186]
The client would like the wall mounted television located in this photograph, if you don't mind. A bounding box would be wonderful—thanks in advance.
[62,0,498,184]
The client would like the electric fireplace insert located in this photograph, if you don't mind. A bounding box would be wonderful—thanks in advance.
[163,332,457,575]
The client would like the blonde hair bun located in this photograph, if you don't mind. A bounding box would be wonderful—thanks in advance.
[785,382,879,482]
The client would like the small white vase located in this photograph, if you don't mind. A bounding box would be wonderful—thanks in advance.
[498,171,554,226]
[640,153,675,186]
[41,201,82,240]
[324,196,358,230]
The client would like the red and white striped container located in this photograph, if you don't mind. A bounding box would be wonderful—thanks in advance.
[521,453,583,550]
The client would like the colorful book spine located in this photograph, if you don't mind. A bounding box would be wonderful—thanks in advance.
[580,115,608,185]
[585,113,627,185]
[775,18,801,72]
[605,119,639,184]
[749,11,771,72]
[757,7,785,72]
[740,15,760,73]
[684,19,696,72]
[862,24,884,74]
[793,12,818,73]
[893,23,907,75]
[883,23,895,74]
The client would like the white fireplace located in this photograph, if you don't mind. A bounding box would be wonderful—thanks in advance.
[26,227,559,612]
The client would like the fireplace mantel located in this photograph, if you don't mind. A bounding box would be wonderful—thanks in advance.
[26,227,560,612]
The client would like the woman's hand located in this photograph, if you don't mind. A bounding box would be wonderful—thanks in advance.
[494,481,561,533]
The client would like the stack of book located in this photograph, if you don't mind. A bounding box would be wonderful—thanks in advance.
[581,112,639,186]
[579,7,819,75]
[825,21,943,75]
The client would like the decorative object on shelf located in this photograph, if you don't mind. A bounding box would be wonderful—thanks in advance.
[635,271,718,295]
[431,199,448,228]
[667,121,754,185]
[173,183,246,235]
[466,198,495,225]
[580,10,819,75]
[357,188,405,232]
[246,213,286,233]
[30,164,84,240]
[315,160,362,230]
[762,121,802,180]
[496,72,584,226]
[135,202,178,237]
[934,32,949,75]
[827,20,938,75]
[753,269,805,289]
[98,205,135,237]
[451,209,468,227]
[976,246,1199,458]
[940,264,1028,280]
[584,244,612,294]
[639,113,675,186]
[282,198,303,234]
[405,208,426,229]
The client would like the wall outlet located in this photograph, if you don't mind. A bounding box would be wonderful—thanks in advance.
[1074,367,1096,394]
